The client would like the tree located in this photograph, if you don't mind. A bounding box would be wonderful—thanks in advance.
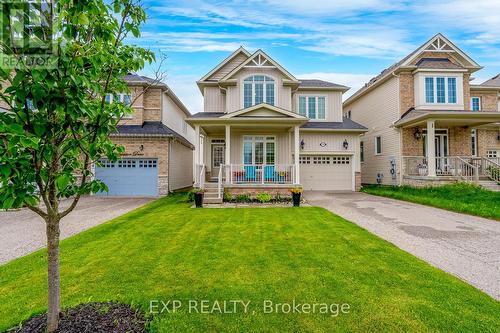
[0,0,154,331]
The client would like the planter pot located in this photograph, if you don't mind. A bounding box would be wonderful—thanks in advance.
[194,193,204,208]
[418,168,427,176]
[292,193,301,207]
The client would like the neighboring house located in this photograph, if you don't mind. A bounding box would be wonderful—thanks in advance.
[95,74,194,196]
[344,33,500,187]
[186,47,367,202]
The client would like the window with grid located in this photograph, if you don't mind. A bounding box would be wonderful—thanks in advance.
[299,96,326,119]
[447,78,456,103]
[243,75,275,107]
[299,156,311,164]
[424,77,458,104]
[471,97,481,111]
[139,159,157,168]
[425,77,434,103]
[332,156,350,164]
[436,77,445,103]
[242,136,275,165]
[118,159,136,168]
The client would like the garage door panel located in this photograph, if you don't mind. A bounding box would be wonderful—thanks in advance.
[95,158,158,196]
[300,155,353,191]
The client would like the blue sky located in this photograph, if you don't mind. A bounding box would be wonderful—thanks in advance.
[128,0,500,113]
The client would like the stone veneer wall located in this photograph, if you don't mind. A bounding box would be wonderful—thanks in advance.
[402,177,459,187]
[478,129,500,156]
[225,187,295,197]
[111,136,170,195]
[448,127,471,156]
[402,128,423,156]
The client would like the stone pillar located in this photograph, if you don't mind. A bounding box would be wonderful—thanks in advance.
[294,125,300,184]
[426,120,436,177]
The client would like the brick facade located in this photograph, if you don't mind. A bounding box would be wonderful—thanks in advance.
[470,91,498,111]
[143,88,162,121]
[402,128,423,156]
[118,86,144,125]
[225,186,296,197]
[478,129,500,157]
[355,172,361,191]
[399,72,414,115]
[448,127,471,156]
[463,73,471,109]
[110,136,170,195]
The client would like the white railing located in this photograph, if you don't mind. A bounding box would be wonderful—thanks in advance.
[402,156,478,182]
[194,163,205,188]
[226,164,295,185]
[481,157,500,183]
[217,165,224,199]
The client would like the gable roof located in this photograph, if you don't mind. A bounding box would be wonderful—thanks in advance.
[301,118,367,131]
[344,33,482,106]
[221,103,307,119]
[113,121,193,148]
[416,58,464,69]
[198,47,251,82]
[219,49,299,83]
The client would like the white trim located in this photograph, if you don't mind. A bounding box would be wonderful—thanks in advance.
[374,136,382,155]
[296,94,328,120]
[221,103,307,119]
[198,47,250,82]
[471,129,478,157]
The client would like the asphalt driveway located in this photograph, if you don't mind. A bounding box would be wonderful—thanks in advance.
[304,191,500,300]
[0,197,155,265]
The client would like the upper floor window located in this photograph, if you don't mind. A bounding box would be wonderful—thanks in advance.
[298,96,326,119]
[424,77,457,104]
[243,75,274,108]
[471,97,481,111]
[106,93,132,106]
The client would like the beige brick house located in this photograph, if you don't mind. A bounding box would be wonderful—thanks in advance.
[344,34,500,187]
[186,47,367,202]
[95,74,194,196]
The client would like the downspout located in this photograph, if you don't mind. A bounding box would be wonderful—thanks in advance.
[168,138,171,193]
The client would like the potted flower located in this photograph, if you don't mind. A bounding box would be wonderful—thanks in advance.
[191,187,205,208]
[290,187,302,207]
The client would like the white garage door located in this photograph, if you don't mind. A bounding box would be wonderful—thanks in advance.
[300,155,353,191]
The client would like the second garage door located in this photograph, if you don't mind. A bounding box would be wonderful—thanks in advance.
[300,155,353,191]
[95,158,158,196]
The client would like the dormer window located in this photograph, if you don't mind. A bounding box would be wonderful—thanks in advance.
[424,77,457,104]
[243,75,275,108]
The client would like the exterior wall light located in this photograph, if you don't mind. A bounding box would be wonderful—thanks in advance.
[343,139,349,150]
[413,128,422,140]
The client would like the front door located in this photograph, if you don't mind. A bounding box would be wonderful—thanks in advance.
[211,144,225,178]
[424,130,448,173]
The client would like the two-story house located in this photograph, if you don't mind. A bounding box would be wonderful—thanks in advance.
[186,47,367,202]
[95,74,195,196]
[344,34,500,187]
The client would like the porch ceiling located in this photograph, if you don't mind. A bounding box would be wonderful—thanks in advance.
[394,110,500,128]
[200,123,296,135]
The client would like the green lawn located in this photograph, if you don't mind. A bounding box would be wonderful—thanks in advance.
[0,194,499,332]
[362,183,500,221]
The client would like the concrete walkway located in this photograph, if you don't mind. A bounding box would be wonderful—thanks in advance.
[304,191,500,300]
[0,197,154,265]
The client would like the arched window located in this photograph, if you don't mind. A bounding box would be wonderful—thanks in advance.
[243,75,275,108]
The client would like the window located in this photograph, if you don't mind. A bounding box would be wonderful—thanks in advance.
[243,75,275,107]
[360,141,364,163]
[106,93,132,105]
[471,129,477,156]
[243,136,275,165]
[448,78,456,103]
[471,97,481,111]
[375,136,382,155]
[486,150,499,158]
[298,96,326,119]
[344,110,351,119]
[424,77,458,104]
[425,77,434,103]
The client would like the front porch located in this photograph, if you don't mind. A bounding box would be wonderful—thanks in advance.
[396,111,500,187]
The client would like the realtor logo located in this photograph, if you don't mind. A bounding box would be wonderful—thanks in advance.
[0,0,58,68]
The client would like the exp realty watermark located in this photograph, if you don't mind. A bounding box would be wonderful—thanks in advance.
[150,300,351,317]
[0,0,58,69]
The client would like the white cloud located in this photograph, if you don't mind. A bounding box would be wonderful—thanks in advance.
[164,74,203,113]
[263,0,404,15]
[296,72,375,99]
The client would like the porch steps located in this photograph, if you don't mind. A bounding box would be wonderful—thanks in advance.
[203,183,223,204]
[477,180,500,192]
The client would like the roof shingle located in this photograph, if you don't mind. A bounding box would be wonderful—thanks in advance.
[480,74,500,87]
[113,121,193,148]
[416,58,463,69]
[298,79,348,89]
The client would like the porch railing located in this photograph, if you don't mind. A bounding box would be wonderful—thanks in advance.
[194,163,205,188]
[226,164,295,185]
[480,157,500,183]
[402,156,478,182]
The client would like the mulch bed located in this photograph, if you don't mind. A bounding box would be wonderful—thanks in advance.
[7,302,147,333]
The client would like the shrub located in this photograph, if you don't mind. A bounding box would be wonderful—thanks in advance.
[223,190,234,202]
[274,193,291,202]
[235,194,251,203]
[256,193,272,203]
[188,187,204,202]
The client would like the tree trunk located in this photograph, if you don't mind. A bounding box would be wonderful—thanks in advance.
[46,216,61,332]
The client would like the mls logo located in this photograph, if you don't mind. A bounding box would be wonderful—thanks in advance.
[0,0,57,68]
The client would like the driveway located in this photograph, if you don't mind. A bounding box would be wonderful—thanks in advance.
[304,191,500,300]
[0,197,155,265]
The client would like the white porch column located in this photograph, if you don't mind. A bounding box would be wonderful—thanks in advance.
[294,125,300,184]
[426,120,436,177]
[225,124,231,184]
[194,125,200,185]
